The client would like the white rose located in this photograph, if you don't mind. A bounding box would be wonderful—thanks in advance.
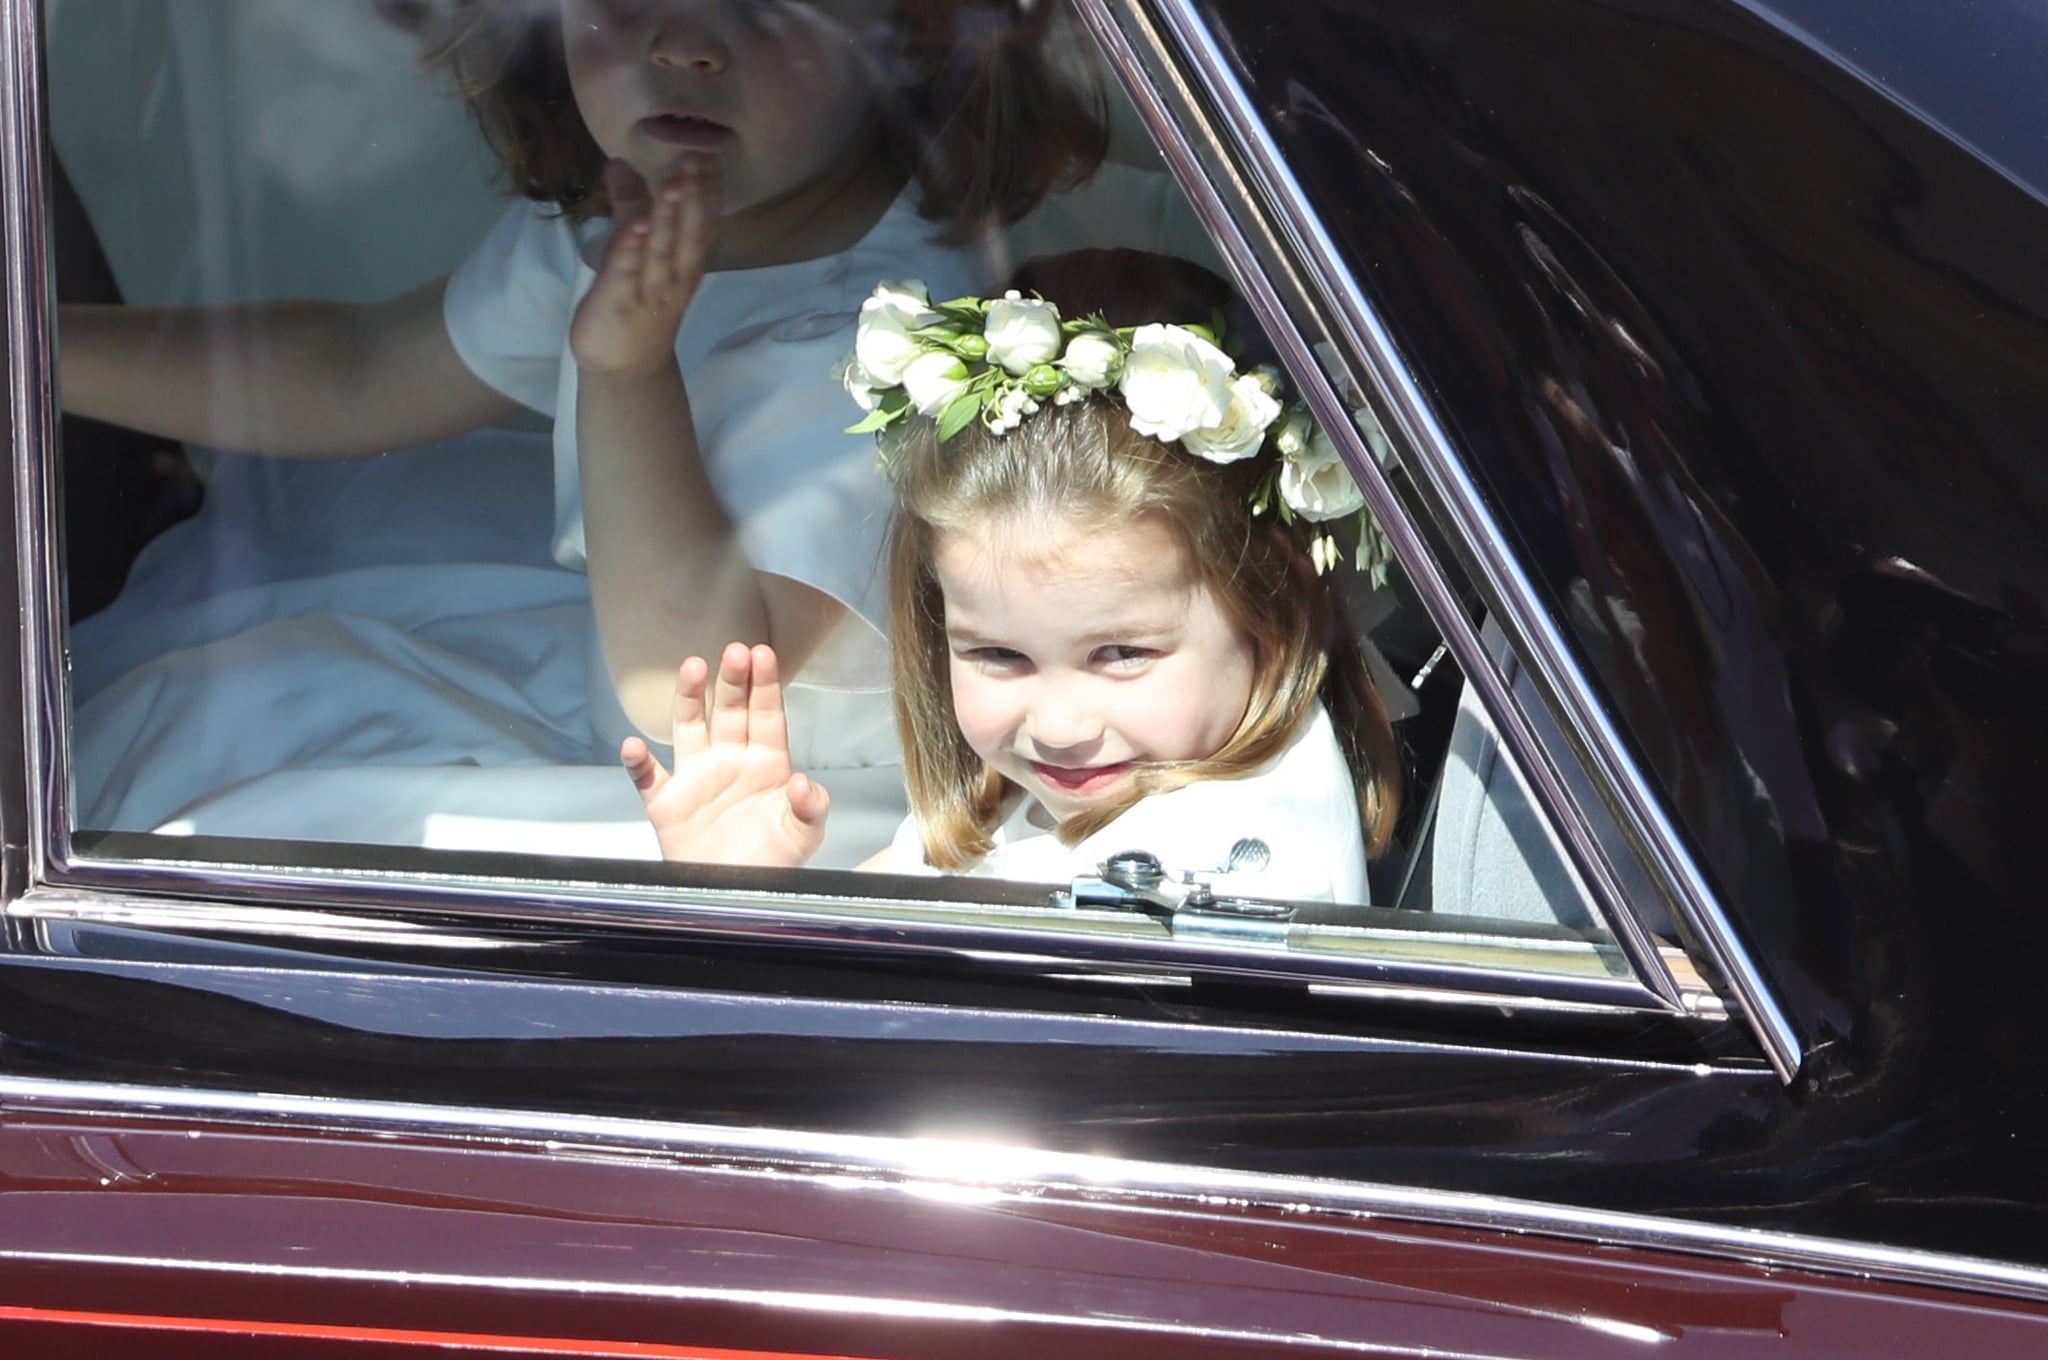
[855,280,932,385]
[1117,324,1234,442]
[1058,329,1122,388]
[984,292,1063,376]
[1280,428,1368,521]
[902,350,971,417]
[1182,372,1284,463]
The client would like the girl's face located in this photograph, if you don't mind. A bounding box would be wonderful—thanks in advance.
[935,511,1258,821]
[560,0,886,220]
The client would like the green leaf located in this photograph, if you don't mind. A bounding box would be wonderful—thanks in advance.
[843,405,901,435]
[937,392,982,441]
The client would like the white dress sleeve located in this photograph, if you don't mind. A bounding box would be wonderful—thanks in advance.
[443,193,980,692]
[441,200,582,416]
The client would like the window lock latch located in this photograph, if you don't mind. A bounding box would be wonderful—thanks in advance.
[1055,849,1296,924]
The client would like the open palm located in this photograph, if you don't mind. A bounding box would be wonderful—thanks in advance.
[569,157,721,378]
[622,643,830,867]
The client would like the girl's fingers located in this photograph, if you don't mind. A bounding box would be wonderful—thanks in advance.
[745,644,790,754]
[786,772,830,829]
[669,655,713,758]
[674,158,721,266]
[708,641,754,746]
[620,735,670,801]
[641,184,679,296]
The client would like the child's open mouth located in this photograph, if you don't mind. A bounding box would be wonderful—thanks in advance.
[1030,761,1133,796]
[642,114,731,147]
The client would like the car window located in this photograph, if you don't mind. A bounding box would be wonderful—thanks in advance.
[33,0,1673,1005]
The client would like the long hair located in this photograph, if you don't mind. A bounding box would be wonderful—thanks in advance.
[419,0,1107,232]
[886,252,1401,869]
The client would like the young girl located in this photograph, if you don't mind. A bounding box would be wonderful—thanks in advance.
[56,1,1105,798]
[626,249,1401,902]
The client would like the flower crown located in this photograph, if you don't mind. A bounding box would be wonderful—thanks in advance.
[840,281,1396,583]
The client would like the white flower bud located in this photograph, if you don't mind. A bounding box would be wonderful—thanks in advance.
[902,350,971,417]
[1058,330,1122,389]
[1118,324,1234,442]
[984,295,1064,376]
[1182,372,1284,463]
[1274,408,1313,457]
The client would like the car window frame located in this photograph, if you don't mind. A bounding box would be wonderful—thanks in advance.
[0,0,1747,1048]
[1069,0,1801,1077]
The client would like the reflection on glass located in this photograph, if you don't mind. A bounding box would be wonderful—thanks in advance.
[48,0,1606,956]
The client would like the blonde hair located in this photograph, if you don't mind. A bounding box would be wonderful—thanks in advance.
[887,396,1401,870]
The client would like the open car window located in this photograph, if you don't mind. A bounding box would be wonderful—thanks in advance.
[28,0,1716,1021]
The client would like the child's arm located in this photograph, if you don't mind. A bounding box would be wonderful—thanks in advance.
[58,277,521,458]
[570,160,849,736]
[622,643,831,866]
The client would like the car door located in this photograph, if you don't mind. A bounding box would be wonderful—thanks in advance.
[6,1,2048,1355]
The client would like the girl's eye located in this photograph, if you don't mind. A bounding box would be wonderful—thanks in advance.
[1095,645,1157,669]
[961,646,1029,668]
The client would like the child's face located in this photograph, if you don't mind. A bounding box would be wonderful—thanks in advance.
[560,0,884,218]
[935,512,1258,822]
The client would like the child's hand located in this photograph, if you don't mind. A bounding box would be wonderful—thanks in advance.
[621,642,830,867]
[570,157,722,378]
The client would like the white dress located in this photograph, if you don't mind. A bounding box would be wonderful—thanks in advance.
[885,705,1371,904]
[69,194,984,867]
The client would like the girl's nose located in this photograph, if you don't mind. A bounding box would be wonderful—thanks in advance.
[648,2,729,73]
[1023,685,1104,752]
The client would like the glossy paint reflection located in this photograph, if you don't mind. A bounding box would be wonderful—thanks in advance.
[1201,0,2048,1250]
[8,1104,2048,1356]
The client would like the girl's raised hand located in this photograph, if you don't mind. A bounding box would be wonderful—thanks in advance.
[569,157,723,377]
[621,642,831,867]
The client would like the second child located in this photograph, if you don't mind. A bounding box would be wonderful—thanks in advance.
[58,0,1106,790]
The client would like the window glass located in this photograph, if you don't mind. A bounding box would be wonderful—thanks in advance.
[45,0,1617,980]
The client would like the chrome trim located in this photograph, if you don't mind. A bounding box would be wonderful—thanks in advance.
[1,0,67,891]
[7,1074,2048,1307]
[1076,0,1801,1080]
[10,880,1669,1014]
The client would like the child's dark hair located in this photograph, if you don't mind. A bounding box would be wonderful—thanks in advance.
[420,1,1109,234]
[886,248,1402,868]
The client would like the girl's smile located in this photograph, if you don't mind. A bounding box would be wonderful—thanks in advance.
[935,511,1257,820]
[1029,760,1136,797]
